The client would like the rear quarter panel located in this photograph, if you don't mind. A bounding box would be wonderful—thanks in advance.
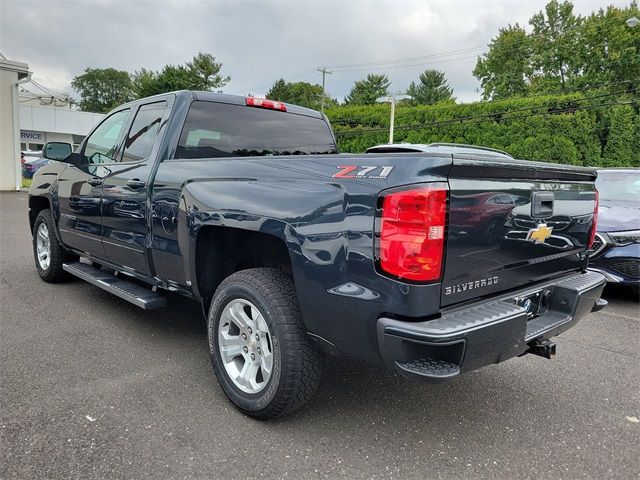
[154,153,452,362]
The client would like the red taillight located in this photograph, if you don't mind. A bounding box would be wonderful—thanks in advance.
[378,184,448,282]
[588,189,599,248]
[245,97,287,112]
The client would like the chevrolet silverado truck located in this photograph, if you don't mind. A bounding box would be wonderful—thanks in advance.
[29,91,607,419]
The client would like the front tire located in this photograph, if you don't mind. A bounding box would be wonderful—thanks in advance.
[32,209,73,282]
[208,268,322,419]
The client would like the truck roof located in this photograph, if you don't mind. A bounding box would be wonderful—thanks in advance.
[115,90,326,120]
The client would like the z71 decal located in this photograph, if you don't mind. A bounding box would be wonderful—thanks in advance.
[332,165,394,179]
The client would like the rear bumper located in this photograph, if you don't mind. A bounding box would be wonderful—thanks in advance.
[377,271,606,383]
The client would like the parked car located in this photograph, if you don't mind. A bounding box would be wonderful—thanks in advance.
[22,155,51,179]
[588,168,640,287]
[21,150,41,164]
[28,91,606,419]
[366,142,514,159]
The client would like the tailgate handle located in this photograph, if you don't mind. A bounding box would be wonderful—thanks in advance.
[532,192,554,217]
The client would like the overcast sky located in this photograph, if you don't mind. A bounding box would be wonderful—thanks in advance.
[0,0,632,104]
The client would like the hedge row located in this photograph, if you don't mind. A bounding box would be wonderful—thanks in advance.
[325,92,639,167]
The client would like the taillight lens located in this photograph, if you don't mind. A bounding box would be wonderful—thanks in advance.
[245,97,287,112]
[588,189,599,248]
[378,184,448,282]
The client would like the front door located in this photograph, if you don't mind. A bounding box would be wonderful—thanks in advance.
[101,101,168,275]
[56,109,131,258]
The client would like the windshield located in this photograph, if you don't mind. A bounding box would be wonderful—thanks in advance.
[596,171,640,203]
[176,101,337,158]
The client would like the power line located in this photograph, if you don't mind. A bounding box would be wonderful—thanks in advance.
[244,68,318,93]
[329,55,481,73]
[326,46,486,70]
[326,15,628,73]
[241,13,632,96]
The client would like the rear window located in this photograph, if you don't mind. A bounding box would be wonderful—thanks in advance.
[175,101,337,159]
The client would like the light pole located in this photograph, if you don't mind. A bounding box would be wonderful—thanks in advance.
[376,94,412,144]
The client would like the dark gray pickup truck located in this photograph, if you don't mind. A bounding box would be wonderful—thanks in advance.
[29,91,606,418]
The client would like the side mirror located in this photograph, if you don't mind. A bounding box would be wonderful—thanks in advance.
[42,142,73,161]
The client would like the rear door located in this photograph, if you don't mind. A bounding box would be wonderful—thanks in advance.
[101,100,169,275]
[442,157,597,307]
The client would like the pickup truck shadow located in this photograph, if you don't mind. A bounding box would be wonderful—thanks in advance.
[122,293,542,430]
[80,285,624,435]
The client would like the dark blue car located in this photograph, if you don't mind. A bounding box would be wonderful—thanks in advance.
[588,168,640,287]
[22,156,51,179]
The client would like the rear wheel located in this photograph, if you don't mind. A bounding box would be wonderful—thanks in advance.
[32,209,74,282]
[208,268,322,419]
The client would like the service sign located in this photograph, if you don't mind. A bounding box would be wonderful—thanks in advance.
[20,130,45,142]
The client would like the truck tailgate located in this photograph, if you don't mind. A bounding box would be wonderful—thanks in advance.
[441,157,597,307]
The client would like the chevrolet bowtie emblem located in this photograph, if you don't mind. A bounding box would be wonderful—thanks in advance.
[527,223,553,244]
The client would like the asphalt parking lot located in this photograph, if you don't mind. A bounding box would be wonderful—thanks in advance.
[1,191,638,480]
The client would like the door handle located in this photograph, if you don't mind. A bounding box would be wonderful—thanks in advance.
[88,178,103,187]
[126,179,146,189]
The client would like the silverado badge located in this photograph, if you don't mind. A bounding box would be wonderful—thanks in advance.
[527,223,553,244]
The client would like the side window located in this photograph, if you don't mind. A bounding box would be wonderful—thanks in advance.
[121,102,167,163]
[82,109,130,164]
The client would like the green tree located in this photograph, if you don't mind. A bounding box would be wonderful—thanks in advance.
[345,74,391,105]
[473,25,533,100]
[131,52,229,98]
[634,113,640,167]
[265,79,335,110]
[473,1,639,99]
[602,105,636,166]
[508,134,580,164]
[71,68,133,113]
[577,2,640,94]
[528,0,584,94]
[406,69,454,105]
[187,52,230,90]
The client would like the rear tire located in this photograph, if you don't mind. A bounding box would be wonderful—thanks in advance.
[208,268,322,419]
[32,209,74,283]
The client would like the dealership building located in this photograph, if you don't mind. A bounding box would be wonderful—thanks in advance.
[18,85,105,153]
[0,55,104,190]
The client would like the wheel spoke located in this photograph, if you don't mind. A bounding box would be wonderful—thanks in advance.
[220,343,245,364]
[254,310,269,333]
[259,353,272,377]
[226,302,251,329]
[237,360,259,389]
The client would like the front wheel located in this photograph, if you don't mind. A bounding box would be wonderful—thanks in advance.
[208,268,322,419]
[32,209,74,282]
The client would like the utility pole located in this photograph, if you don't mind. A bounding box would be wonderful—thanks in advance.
[317,67,332,113]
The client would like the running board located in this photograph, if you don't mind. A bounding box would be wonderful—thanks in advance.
[63,262,166,310]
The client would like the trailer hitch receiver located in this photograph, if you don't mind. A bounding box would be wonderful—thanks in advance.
[528,339,556,359]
